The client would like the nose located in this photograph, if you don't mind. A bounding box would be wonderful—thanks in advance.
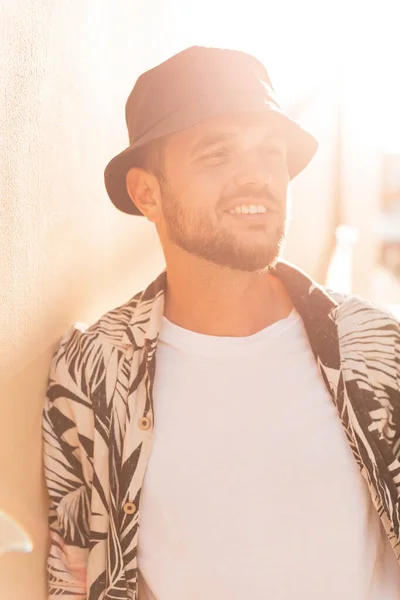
[232,150,273,189]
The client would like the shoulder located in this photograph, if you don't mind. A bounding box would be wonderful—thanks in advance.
[60,270,167,350]
[48,287,147,391]
[58,289,143,352]
[48,271,166,391]
[327,289,400,346]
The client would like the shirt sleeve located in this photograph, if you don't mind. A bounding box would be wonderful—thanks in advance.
[43,328,92,599]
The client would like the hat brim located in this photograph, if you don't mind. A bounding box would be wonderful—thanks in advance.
[104,91,318,216]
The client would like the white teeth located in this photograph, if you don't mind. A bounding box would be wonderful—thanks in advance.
[228,204,267,215]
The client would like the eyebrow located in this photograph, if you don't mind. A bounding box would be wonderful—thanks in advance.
[190,131,284,158]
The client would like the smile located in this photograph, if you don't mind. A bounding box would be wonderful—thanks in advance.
[227,204,268,215]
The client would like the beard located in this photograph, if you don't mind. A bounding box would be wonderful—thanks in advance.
[159,180,288,272]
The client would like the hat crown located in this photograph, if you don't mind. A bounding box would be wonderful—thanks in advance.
[125,46,277,145]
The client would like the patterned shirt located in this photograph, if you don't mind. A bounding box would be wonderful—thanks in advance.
[43,260,400,599]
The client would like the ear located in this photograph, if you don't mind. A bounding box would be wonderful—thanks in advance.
[126,168,161,221]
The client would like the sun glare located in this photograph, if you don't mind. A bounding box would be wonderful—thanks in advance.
[171,0,399,152]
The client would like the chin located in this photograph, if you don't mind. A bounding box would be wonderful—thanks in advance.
[210,249,281,273]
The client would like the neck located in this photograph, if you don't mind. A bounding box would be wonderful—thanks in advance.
[163,254,293,337]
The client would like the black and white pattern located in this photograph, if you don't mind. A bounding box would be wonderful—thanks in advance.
[43,261,400,599]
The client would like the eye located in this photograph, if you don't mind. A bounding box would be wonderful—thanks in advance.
[259,141,286,159]
[259,145,281,157]
[202,147,232,163]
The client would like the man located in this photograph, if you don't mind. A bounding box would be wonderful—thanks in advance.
[43,46,400,600]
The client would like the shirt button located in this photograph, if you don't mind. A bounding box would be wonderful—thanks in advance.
[123,502,136,515]
[138,417,151,430]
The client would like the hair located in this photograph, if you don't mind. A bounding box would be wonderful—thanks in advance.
[133,137,167,181]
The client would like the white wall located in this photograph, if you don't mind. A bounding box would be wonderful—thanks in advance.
[0,3,166,597]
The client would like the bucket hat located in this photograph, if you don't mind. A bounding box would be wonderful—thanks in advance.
[104,46,318,215]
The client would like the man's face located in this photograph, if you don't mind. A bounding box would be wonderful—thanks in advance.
[157,111,290,272]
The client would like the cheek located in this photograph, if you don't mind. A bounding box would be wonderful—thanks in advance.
[181,169,227,210]
[271,162,290,200]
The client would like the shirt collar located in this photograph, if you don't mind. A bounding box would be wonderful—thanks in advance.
[121,260,340,367]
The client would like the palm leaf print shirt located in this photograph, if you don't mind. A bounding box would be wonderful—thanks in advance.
[43,260,400,599]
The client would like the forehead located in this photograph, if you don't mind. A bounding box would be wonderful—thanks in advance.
[165,110,283,155]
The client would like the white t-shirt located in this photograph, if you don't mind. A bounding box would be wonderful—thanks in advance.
[137,311,400,599]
